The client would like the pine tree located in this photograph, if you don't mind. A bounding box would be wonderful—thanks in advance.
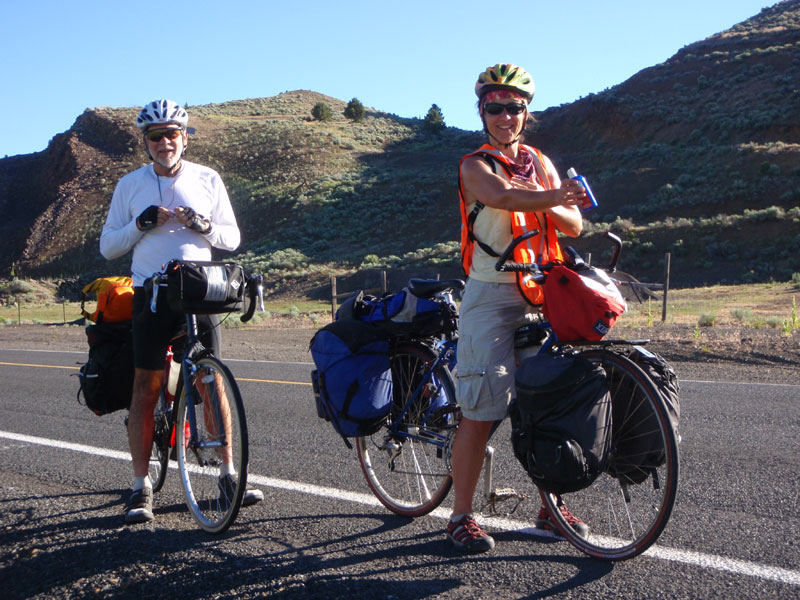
[312,102,333,121]
[344,98,365,122]
[423,104,445,133]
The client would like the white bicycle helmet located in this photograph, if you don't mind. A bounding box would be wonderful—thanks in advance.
[136,99,189,130]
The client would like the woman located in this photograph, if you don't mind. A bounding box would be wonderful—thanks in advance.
[447,63,588,553]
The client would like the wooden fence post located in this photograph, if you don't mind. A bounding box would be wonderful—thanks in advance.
[662,252,671,322]
[329,270,391,321]
[330,275,337,320]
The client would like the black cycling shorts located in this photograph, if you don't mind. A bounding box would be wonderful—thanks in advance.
[132,286,221,371]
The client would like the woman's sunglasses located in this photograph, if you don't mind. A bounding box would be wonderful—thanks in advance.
[145,128,183,142]
[483,103,526,116]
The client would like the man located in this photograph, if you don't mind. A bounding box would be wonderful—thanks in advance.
[100,99,263,524]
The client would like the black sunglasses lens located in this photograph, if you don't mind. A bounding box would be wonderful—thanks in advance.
[484,103,525,116]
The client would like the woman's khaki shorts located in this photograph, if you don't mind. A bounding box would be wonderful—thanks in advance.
[455,279,538,421]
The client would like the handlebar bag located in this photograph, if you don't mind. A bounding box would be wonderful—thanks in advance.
[309,319,393,448]
[543,264,626,341]
[511,352,611,494]
[165,260,245,315]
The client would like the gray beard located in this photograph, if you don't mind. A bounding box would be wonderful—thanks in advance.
[154,154,182,175]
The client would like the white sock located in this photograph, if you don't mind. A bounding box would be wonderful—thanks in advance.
[450,513,469,523]
[133,476,152,491]
[219,463,236,477]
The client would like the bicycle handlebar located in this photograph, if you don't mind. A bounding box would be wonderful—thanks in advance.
[147,268,265,321]
[240,274,264,323]
[494,230,623,276]
[494,230,540,274]
[604,232,622,273]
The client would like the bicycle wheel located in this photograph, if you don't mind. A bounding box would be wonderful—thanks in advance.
[149,394,171,492]
[540,348,679,561]
[176,355,249,534]
[356,342,458,517]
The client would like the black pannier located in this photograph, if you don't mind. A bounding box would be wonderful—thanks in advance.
[607,346,680,484]
[77,321,134,416]
[511,352,611,494]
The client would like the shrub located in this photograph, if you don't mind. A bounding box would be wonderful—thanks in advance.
[0,280,36,296]
[344,98,365,122]
[730,308,753,323]
[698,313,716,327]
[311,102,333,121]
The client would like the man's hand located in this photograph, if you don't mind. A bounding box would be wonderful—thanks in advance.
[136,205,171,231]
[175,206,212,234]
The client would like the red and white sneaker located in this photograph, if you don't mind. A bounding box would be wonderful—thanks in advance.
[535,504,590,538]
[446,514,495,553]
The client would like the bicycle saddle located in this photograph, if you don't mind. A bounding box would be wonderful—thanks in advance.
[407,278,465,298]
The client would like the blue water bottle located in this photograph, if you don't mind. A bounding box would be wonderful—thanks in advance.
[567,167,598,211]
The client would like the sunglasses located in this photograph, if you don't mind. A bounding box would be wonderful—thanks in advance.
[483,103,526,116]
[145,128,183,142]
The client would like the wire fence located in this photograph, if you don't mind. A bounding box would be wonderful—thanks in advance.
[0,299,84,325]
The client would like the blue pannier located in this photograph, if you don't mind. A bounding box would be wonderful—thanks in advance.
[310,319,393,448]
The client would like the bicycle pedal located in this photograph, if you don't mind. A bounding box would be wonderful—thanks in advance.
[482,487,527,516]
[490,487,525,501]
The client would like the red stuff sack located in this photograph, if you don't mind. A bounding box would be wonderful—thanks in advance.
[542,264,626,341]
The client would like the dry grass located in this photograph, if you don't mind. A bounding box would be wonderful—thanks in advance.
[620,281,798,330]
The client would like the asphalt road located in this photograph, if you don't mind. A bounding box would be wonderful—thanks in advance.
[1,347,798,599]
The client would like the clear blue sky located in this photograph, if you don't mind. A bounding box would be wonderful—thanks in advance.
[1,0,773,158]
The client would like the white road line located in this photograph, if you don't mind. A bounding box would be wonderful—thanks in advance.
[2,429,799,587]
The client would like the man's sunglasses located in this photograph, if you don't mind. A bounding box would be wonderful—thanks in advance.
[145,128,183,142]
[483,103,526,116]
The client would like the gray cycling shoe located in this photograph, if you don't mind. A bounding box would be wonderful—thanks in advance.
[124,487,154,524]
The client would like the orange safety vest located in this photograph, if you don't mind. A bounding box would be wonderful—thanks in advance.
[458,144,564,306]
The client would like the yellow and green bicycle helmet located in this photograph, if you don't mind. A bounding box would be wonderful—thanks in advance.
[475,63,535,101]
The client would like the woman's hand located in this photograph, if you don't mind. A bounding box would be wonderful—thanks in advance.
[557,178,588,207]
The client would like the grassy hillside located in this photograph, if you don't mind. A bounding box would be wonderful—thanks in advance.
[0,1,798,299]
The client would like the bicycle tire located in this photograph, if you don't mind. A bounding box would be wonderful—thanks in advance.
[356,341,458,517]
[540,347,679,561]
[176,355,249,534]
[149,393,171,492]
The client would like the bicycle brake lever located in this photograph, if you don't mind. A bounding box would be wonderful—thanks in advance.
[150,276,159,313]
